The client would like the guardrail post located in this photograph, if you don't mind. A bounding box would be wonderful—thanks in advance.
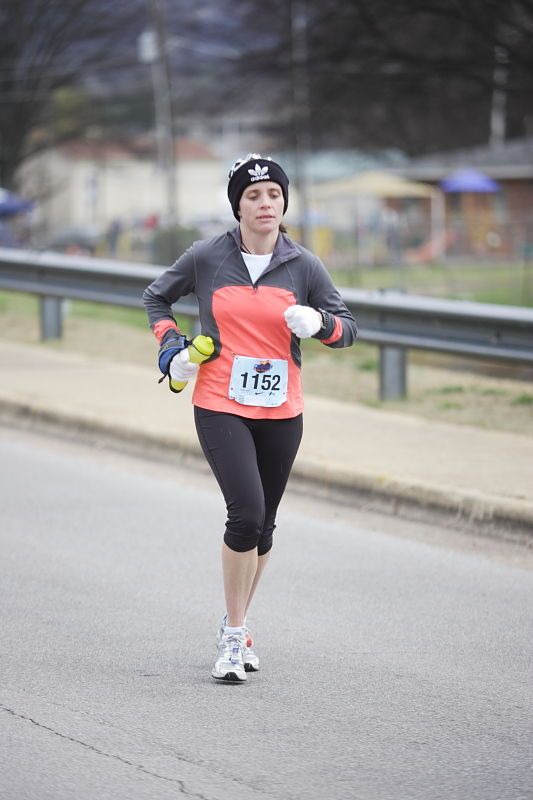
[379,345,407,400]
[40,296,63,340]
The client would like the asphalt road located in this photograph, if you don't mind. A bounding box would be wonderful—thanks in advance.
[1,426,532,800]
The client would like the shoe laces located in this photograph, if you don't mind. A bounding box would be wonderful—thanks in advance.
[219,633,245,665]
[219,614,254,649]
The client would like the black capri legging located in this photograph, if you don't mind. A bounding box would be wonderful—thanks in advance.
[194,407,303,556]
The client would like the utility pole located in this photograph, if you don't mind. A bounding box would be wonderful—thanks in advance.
[290,0,312,249]
[139,0,177,228]
[490,45,508,149]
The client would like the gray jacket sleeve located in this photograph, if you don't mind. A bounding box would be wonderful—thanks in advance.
[307,257,357,348]
[142,245,196,328]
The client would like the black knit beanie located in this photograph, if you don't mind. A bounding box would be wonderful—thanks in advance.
[227,153,289,221]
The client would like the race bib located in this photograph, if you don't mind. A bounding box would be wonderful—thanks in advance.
[229,355,288,407]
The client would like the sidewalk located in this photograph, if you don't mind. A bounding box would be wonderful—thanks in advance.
[1,339,532,539]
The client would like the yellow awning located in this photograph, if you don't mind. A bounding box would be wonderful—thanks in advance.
[313,170,439,200]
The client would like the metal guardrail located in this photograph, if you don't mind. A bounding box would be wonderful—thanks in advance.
[1,247,533,400]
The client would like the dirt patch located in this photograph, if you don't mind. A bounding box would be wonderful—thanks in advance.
[302,350,533,436]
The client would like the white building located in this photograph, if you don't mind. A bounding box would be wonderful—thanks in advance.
[18,137,232,240]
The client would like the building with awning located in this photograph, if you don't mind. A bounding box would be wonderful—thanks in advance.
[312,170,445,263]
[398,138,533,259]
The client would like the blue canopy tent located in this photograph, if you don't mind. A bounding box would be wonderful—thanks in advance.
[440,169,503,256]
[0,188,34,218]
[440,169,500,193]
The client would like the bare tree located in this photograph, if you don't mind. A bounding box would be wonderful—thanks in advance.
[2,0,532,191]
[0,0,146,188]
[205,0,533,154]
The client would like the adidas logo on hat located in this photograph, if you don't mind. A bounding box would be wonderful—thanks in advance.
[248,163,270,182]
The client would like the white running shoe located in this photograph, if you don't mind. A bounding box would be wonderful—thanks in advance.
[217,614,260,673]
[212,632,247,683]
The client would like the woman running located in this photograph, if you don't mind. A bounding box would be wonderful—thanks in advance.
[143,153,357,683]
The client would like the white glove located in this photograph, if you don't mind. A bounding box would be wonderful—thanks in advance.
[284,305,322,338]
[169,347,199,383]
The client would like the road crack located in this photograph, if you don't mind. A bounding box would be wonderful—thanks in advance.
[0,704,210,798]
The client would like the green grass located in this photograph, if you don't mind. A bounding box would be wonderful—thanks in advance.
[475,387,508,397]
[327,261,533,307]
[70,301,148,329]
[358,357,378,372]
[0,290,192,333]
[429,385,465,395]
[511,393,533,406]
[0,290,37,314]
[69,300,193,334]
[300,337,374,368]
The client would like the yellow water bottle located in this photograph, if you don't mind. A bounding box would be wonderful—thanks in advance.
[170,334,214,393]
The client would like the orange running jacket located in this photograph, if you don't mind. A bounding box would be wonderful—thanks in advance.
[143,228,357,419]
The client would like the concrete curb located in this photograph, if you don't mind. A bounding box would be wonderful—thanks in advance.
[2,396,532,545]
[292,458,533,543]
